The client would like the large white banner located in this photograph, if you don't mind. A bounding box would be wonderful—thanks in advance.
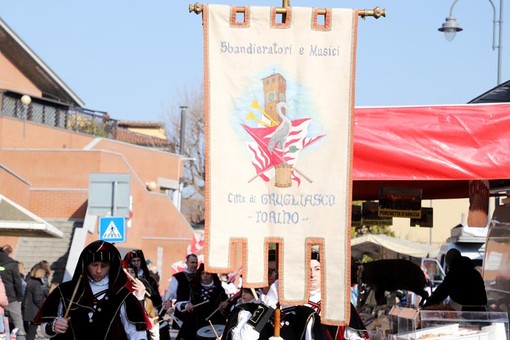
[204,4,357,324]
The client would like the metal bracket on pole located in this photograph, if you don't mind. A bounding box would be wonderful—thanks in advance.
[189,2,386,19]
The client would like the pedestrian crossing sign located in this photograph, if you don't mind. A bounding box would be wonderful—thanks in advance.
[99,216,126,243]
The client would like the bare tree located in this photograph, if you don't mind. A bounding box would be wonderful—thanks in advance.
[164,84,205,226]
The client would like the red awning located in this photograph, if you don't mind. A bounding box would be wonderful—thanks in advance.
[352,103,510,200]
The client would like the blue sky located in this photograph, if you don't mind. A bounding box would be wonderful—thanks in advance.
[1,0,507,122]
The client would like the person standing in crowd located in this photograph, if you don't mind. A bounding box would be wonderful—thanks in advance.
[163,254,199,302]
[124,250,163,309]
[422,248,488,311]
[125,267,160,340]
[162,253,198,334]
[226,287,258,315]
[0,245,26,337]
[22,264,49,340]
[18,262,27,297]
[34,240,149,339]
[0,276,9,337]
[124,250,169,340]
[146,260,161,284]
[183,264,228,339]
[264,251,368,340]
[30,261,51,293]
[262,250,278,295]
[239,288,258,305]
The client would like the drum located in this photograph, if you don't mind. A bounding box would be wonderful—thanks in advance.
[196,324,225,340]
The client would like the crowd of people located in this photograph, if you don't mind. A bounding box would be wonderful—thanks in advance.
[0,241,489,340]
[0,245,53,339]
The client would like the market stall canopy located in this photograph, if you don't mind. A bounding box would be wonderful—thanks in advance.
[352,103,510,200]
[351,234,439,260]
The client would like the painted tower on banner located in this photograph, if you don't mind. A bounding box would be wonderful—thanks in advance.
[262,73,287,123]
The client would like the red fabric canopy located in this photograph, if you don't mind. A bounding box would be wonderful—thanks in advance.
[352,103,510,200]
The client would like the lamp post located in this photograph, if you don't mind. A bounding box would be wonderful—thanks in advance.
[179,105,188,155]
[20,95,31,137]
[438,0,504,84]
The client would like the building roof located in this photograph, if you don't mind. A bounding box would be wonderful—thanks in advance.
[0,17,84,107]
[117,121,165,129]
[0,193,63,238]
[469,79,510,104]
[114,128,172,148]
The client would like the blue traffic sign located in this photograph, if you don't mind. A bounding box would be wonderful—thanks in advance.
[99,217,126,243]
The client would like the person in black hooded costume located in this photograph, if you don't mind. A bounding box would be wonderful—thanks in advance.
[34,240,148,339]
[262,251,368,340]
[124,249,163,309]
[124,249,170,340]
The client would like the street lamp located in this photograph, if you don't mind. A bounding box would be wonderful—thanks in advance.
[20,95,31,137]
[438,16,462,42]
[179,105,188,155]
[438,0,504,84]
[21,94,31,106]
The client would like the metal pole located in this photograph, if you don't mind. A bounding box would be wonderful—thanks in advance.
[497,0,503,84]
[179,106,188,155]
[446,0,503,84]
[112,181,118,216]
[23,104,26,137]
[448,0,460,16]
[20,95,31,137]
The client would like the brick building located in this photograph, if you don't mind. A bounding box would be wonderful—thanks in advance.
[0,17,193,289]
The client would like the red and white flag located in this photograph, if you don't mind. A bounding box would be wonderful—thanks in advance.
[171,232,205,274]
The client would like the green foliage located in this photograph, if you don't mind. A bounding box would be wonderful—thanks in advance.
[351,201,395,238]
[351,224,395,238]
[67,114,108,137]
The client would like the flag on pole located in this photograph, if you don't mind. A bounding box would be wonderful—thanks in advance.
[203,5,358,324]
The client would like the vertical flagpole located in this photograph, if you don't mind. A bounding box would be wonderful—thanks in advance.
[274,307,281,337]
[273,243,281,338]
[274,4,288,336]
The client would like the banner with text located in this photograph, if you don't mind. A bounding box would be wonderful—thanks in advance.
[204,5,357,324]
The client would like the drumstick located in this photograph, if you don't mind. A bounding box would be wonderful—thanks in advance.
[208,320,220,339]
[64,275,82,318]
[123,268,151,298]
[206,291,242,321]
[205,305,221,322]
[250,288,259,300]
[192,299,210,308]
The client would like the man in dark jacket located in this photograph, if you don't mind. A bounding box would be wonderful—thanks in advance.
[423,248,487,311]
[0,245,26,336]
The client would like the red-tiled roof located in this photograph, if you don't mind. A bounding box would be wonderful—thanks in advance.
[117,121,165,128]
[114,128,172,148]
